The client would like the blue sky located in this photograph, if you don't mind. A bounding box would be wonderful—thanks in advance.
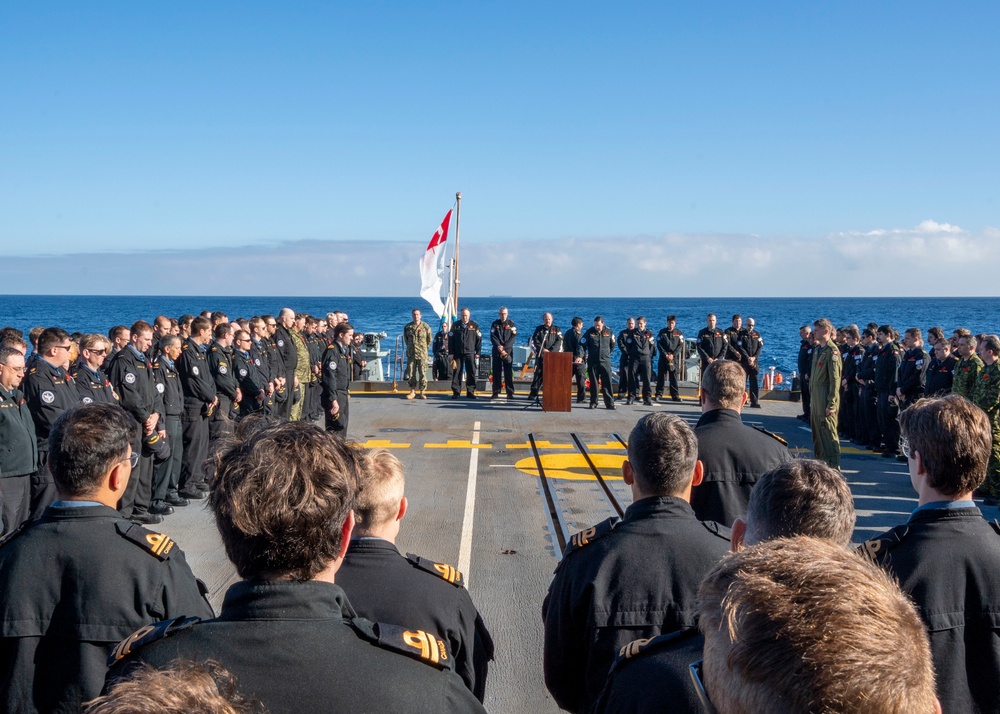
[1,2,997,295]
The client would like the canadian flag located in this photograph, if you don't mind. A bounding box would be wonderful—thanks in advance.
[419,209,452,318]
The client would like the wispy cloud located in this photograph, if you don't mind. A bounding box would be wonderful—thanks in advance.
[2,221,996,297]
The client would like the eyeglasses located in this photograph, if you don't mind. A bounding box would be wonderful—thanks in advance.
[88,348,107,355]
[267,323,277,328]
[901,437,912,460]
[689,661,719,714]
[2,365,26,374]
[55,344,73,351]
[122,452,140,469]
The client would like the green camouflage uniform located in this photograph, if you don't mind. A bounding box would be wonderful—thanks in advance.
[289,329,313,421]
[952,354,984,399]
[404,320,433,392]
[810,338,843,469]
[971,360,1000,496]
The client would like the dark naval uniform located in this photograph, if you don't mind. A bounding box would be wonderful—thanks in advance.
[152,356,184,509]
[23,358,80,518]
[857,341,881,448]
[337,539,494,701]
[627,327,655,405]
[320,341,352,436]
[861,506,1000,714]
[107,346,158,518]
[272,325,298,419]
[0,385,36,535]
[897,345,929,409]
[874,340,903,454]
[841,342,864,441]
[542,497,730,713]
[449,320,482,398]
[696,326,727,372]
[655,326,685,401]
[615,328,631,399]
[738,327,763,407]
[176,338,216,497]
[563,326,587,403]
[582,325,616,409]
[924,353,958,397]
[232,348,268,417]
[0,503,212,714]
[489,318,517,398]
[691,408,791,526]
[207,341,238,441]
[591,628,704,714]
[797,337,814,417]
[529,324,563,399]
[70,361,119,405]
[433,328,452,381]
[106,580,487,714]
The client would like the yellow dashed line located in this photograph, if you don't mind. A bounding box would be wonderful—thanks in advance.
[587,441,626,450]
[358,439,411,449]
[424,440,493,449]
[505,441,573,450]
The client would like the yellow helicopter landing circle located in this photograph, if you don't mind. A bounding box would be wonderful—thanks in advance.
[515,453,626,481]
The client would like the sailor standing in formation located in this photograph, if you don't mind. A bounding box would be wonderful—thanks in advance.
[403,309,432,400]
[489,307,516,400]
[528,313,563,401]
[449,309,482,399]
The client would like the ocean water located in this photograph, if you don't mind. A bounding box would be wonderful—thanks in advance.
[2,295,998,378]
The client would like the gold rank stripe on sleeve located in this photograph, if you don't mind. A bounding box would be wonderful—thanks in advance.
[571,527,597,549]
[433,562,461,585]
[619,637,654,659]
[145,532,175,557]
[403,629,449,665]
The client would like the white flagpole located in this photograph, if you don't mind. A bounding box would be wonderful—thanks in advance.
[453,191,462,314]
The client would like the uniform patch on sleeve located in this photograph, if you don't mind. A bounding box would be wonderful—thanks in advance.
[406,553,465,587]
[350,617,454,671]
[610,628,700,674]
[108,616,202,665]
[858,525,909,561]
[751,425,788,446]
[563,515,620,557]
[115,521,176,559]
[41,391,55,403]
[124,372,136,384]
[218,364,228,374]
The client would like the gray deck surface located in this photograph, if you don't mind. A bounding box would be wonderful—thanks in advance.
[156,388,1000,713]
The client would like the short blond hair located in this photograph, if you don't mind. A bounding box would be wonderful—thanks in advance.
[354,448,406,532]
[700,537,937,714]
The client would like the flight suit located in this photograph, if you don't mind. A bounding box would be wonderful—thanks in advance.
[655,328,684,401]
[433,329,452,381]
[615,329,631,398]
[627,328,655,405]
[449,321,482,397]
[874,341,902,454]
[563,327,587,403]
[582,326,616,409]
[529,325,563,399]
[810,338,842,468]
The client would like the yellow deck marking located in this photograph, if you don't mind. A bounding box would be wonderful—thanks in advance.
[505,441,572,450]
[425,440,493,449]
[515,453,626,481]
[586,441,626,450]
[358,439,411,449]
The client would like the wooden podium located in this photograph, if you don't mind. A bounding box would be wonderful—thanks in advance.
[542,352,572,412]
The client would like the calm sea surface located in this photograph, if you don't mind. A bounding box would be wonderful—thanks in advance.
[2,295,998,378]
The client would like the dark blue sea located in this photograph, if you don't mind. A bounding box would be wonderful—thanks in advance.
[2,295,998,379]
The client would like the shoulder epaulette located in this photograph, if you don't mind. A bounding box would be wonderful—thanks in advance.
[751,425,788,446]
[115,521,176,560]
[0,518,35,548]
[406,553,465,588]
[350,617,453,671]
[609,627,700,675]
[858,524,909,561]
[700,520,732,541]
[563,515,620,557]
[108,616,202,666]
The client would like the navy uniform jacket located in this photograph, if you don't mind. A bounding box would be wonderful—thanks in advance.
[433,330,450,357]
[449,321,482,357]
[696,327,727,365]
[691,409,792,527]
[272,325,298,376]
[842,344,864,384]
[0,504,212,713]
[107,347,157,449]
[628,328,655,359]
[582,326,615,363]
[861,507,1000,714]
[106,580,487,714]
[874,341,902,391]
[531,324,563,355]
[542,496,730,714]
[591,628,704,714]
[563,328,584,360]
[336,539,494,701]
[489,319,517,355]
[152,358,183,419]
[176,338,216,409]
[232,350,268,414]
[798,338,814,378]
[0,386,37,478]
[857,342,878,384]
[23,358,81,452]
[657,328,685,370]
[320,343,352,403]
[208,342,239,417]
[69,362,119,405]
[897,346,929,399]
[924,354,959,397]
